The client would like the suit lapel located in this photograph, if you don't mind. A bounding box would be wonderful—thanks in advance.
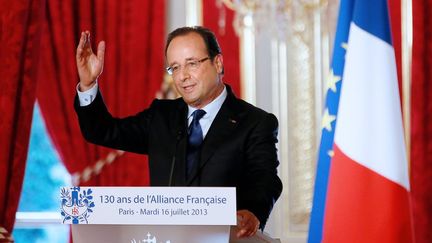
[169,99,188,186]
[186,88,242,185]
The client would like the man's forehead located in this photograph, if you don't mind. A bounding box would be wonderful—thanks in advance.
[169,33,205,48]
[166,33,207,63]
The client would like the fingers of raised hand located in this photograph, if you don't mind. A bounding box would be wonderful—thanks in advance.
[97,41,106,62]
[77,31,93,55]
[76,32,85,57]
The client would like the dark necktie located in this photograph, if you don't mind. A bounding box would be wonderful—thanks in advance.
[186,109,206,177]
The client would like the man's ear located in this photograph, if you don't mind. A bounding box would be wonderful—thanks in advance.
[214,54,224,74]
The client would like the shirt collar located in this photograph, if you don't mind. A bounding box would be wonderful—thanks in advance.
[187,85,227,119]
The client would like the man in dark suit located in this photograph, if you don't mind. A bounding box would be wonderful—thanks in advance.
[74,26,282,238]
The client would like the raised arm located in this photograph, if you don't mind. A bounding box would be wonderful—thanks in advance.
[76,31,105,91]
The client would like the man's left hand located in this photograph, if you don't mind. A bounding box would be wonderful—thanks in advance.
[236,210,260,238]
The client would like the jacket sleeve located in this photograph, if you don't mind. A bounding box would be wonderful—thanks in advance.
[238,113,283,229]
[74,89,154,154]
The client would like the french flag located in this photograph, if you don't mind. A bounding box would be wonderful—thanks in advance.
[308,0,415,242]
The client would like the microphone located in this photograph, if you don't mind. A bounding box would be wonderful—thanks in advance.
[168,130,184,186]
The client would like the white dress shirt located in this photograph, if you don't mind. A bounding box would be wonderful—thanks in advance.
[76,82,98,106]
[77,82,227,138]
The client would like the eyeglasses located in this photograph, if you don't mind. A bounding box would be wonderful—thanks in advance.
[166,57,210,76]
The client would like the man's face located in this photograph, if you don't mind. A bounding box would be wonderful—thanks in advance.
[166,32,224,108]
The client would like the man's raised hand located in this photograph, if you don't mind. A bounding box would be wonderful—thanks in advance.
[76,31,105,91]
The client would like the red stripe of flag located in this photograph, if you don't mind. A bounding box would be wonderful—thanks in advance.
[323,145,414,243]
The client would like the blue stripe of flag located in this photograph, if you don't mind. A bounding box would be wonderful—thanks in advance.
[307,0,353,242]
[352,0,392,45]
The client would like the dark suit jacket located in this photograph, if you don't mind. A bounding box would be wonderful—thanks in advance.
[74,85,282,228]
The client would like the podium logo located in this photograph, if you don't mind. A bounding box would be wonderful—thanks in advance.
[131,232,171,243]
[60,187,95,224]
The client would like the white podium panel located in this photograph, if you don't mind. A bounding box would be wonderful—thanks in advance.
[72,225,230,243]
[72,225,280,243]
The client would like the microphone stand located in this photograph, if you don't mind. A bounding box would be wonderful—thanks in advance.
[168,130,183,186]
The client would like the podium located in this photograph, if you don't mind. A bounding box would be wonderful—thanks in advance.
[61,187,279,243]
[72,225,230,242]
